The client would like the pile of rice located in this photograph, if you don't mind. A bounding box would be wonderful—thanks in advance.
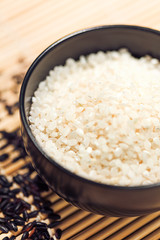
[29,49,160,186]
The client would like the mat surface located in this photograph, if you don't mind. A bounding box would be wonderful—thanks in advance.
[0,1,160,239]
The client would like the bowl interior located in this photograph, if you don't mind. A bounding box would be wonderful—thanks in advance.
[23,25,160,120]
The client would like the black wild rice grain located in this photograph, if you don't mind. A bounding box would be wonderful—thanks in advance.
[35,221,47,229]
[15,201,22,213]
[3,203,15,216]
[11,188,21,195]
[21,231,29,240]
[34,195,41,202]
[28,210,38,218]
[40,206,53,215]
[0,194,10,199]
[56,229,62,239]
[0,188,9,194]
[43,200,52,207]
[0,199,8,209]
[28,226,36,237]
[12,155,23,163]
[48,221,60,228]
[3,201,14,209]
[23,210,29,222]
[8,191,17,198]
[6,221,18,232]
[5,210,15,217]
[13,174,24,184]
[10,221,18,232]
[13,218,25,226]
[0,217,6,223]
[10,236,16,240]
[13,215,24,221]
[0,130,16,141]
[0,153,9,162]
[41,230,50,239]
[2,237,9,240]
[21,186,29,197]
[22,221,36,233]
[55,228,62,239]
[0,224,9,233]
[12,213,24,220]
[32,236,38,240]
[33,201,41,209]
[0,128,62,239]
[21,199,31,210]
[0,130,27,158]
[0,175,11,187]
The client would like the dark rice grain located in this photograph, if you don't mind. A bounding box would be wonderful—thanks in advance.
[0,223,9,233]
[11,188,21,195]
[28,227,36,237]
[13,174,24,185]
[35,221,47,230]
[21,231,29,240]
[8,221,18,232]
[0,194,10,199]
[0,188,9,194]
[13,218,25,226]
[48,213,60,221]
[23,210,29,222]
[0,153,9,162]
[41,230,50,239]
[0,217,6,223]
[0,128,62,239]
[10,236,16,240]
[48,221,60,228]
[21,199,31,210]
[55,228,62,239]
[0,175,11,187]
[0,199,9,209]
[14,201,22,213]
[22,221,36,233]
[28,210,38,218]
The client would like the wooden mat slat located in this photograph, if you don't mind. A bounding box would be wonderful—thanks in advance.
[61,214,103,240]
[69,217,117,240]
[124,217,160,240]
[144,228,160,240]
[106,211,160,240]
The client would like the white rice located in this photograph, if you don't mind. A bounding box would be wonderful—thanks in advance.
[29,49,160,186]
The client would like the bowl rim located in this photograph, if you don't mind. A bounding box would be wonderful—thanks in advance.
[20,24,160,190]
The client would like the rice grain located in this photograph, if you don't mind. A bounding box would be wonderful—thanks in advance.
[29,49,160,186]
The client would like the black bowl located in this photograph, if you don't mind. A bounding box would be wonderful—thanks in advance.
[20,25,160,216]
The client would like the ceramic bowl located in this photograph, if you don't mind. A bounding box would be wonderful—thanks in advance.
[20,25,160,216]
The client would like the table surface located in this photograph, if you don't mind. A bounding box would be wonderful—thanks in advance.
[0,0,160,239]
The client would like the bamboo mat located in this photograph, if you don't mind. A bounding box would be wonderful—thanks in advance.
[0,0,160,239]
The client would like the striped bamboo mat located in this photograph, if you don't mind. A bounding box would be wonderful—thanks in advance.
[0,0,160,239]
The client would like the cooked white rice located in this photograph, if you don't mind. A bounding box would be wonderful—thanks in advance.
[29,49,160,186]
